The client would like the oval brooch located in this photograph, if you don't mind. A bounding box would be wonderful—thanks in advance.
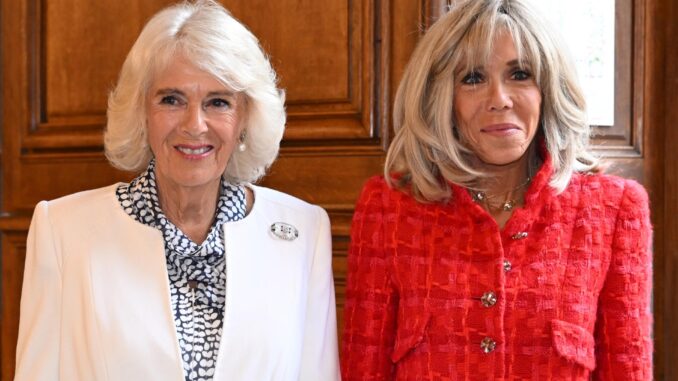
[270,222,299,241]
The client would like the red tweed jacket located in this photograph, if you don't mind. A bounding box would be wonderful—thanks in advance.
[341,159,652,380]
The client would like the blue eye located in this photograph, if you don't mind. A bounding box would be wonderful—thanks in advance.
[512,69,532,80]
[208,98,231,108]
[461,71,484,85]
[160,95,179,105]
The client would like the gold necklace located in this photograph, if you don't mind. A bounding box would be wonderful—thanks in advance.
[469,177,531,212]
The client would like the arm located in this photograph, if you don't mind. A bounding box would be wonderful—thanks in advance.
[341,178,398,381]
[593,180,653,380]
[299,206,341,380]
[15,201,62,381]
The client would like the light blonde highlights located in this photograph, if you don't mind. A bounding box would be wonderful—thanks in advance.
[385,0,597,202]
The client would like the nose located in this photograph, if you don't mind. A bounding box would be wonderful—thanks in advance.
[487,81,513,111]
[181,103,208,136]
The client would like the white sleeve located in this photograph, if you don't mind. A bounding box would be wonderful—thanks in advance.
[14,201,62,381]
[298,206,341,380]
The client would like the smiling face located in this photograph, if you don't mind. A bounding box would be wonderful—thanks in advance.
[146,55,245,193]
[453,31,542,167]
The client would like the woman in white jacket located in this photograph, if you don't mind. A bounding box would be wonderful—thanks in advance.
[14,1,340,380]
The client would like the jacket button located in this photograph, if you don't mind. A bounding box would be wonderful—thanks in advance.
[511,231,528,240]
[480,291,497,307]
[503,259,512,272]
[480,337,496,353]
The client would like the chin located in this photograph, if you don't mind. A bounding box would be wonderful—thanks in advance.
[478,150,529,167]
[170,173,222,189]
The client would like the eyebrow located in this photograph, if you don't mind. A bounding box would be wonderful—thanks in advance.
[507,59,533,69]
[464,59,525,70]
[153,88,236,97]
[207,90,236,98]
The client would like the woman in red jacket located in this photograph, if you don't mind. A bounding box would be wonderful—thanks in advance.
[341,0,652,380]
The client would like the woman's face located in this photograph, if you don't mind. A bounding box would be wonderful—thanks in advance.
[453,31,542,166]
[146,56,245,191]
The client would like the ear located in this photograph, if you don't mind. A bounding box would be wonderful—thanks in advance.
[237,93,249,135]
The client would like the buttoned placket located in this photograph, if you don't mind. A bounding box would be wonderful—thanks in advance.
[492,223,531,366]
[448,145,553,379]
[467,219,506,365]
[471,229,526,374]
[460,179,537,376]
[473,225,531,361]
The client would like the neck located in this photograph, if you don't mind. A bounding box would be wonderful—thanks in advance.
[473,154,531,198]
[155,176,221,244]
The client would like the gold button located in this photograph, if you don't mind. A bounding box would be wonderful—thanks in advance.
[480,337,496,353]
[480,291,497,307]
[511,231,528,240]
[503,259,512,272]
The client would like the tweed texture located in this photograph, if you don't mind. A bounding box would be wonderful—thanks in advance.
[341,157,653,380]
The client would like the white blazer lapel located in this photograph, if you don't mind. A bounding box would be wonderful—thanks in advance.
[85,209,184,380]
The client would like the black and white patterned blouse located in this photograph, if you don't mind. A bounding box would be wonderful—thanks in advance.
[116,160,245,381]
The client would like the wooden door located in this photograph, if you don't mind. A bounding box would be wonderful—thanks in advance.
[1,0,676,379]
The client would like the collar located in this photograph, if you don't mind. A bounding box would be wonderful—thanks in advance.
[450,148,555,233]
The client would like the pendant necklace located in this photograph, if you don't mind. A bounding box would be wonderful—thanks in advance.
[469,176,531,212]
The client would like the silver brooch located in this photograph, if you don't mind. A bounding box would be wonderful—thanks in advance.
[270,222,299,241]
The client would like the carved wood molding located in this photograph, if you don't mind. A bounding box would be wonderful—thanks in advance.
[18,0,394,153]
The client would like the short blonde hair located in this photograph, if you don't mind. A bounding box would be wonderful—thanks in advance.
[385,0,597,202]
[104,0,285,183]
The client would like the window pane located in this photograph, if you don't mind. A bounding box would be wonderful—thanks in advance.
[529,0,616,126]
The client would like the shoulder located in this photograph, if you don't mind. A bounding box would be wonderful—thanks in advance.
[357,174,421,208]
[356,175,402,203]
[250,184,320,212]
[569,172,648,207]
[248,184,328,223]
[36,184,123,224]
[351,175,421,226]
[46,184,119,205]
[591,174,650,220]
[362,175,389,191]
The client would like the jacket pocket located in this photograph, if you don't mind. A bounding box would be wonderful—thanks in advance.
[550,319,596,371]
[390,311,431,363]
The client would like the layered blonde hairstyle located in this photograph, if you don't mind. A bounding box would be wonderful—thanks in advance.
[104,0,285,183]
[385,0,597,202]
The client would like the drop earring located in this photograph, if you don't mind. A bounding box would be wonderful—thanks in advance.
[238,131,247,152]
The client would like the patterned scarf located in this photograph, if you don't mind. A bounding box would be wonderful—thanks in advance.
[116,159,245,381]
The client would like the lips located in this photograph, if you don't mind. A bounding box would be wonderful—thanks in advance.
[481,123,521,136]
[174,144,214,157]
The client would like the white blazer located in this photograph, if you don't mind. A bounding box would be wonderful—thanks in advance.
[15,184,340,381]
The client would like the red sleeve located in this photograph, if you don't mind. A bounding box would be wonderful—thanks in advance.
[593,180,653,380]
[341,177,398,381]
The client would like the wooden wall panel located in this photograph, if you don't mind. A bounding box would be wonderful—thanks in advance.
[0,229,28,380]
[44,2,166,118]
[33,1,171,144]
[38,0,378,142]
[226,1,351,102]
[645,0,678,379]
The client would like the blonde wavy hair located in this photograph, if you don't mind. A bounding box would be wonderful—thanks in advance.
[385,0,598,202]
[104,0,285,183]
